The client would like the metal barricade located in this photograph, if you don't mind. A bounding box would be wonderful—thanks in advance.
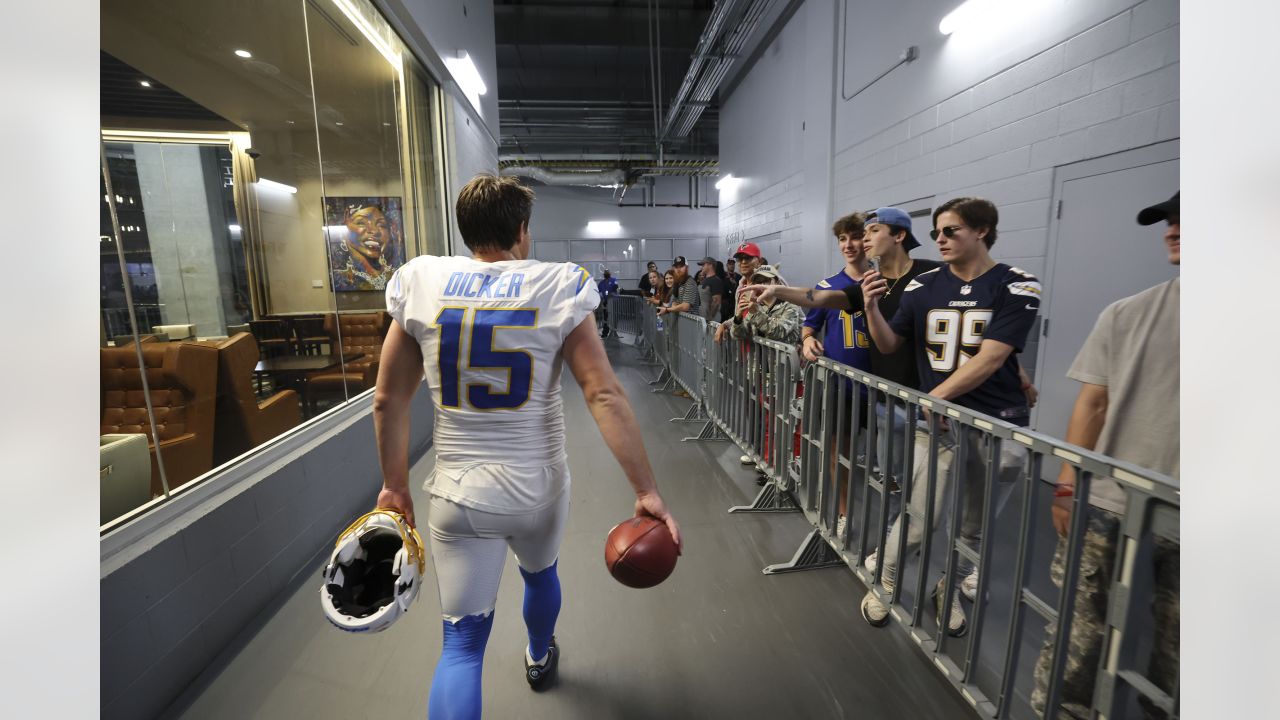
[606,295,643,339]
[636,320,1180,720]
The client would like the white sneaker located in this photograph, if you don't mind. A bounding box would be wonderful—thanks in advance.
[934,577,968,637]
[739,454,754,465]
[835,515,847,539]
[863,549,878,575]
[961,567,979,602]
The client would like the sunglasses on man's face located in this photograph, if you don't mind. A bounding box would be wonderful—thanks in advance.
[929,225,965,241]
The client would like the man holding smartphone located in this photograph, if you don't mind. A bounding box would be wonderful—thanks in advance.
[740,207,939,389]
[861,197,1040,637]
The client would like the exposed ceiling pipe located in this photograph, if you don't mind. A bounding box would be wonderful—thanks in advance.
[672,0,773,138]
[500,166,628,187]
[658,0,739,142]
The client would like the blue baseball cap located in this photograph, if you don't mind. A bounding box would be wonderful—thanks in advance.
[866,207,920,250]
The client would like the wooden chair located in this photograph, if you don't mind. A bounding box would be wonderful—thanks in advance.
[248,319,293,358]
[291,315,332,356]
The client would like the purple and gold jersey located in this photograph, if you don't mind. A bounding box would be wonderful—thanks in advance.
[803,270,871,372]
[889,263,1041,424]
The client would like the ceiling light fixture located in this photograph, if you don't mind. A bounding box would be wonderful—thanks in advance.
[139,80,152,88]
[256,178,298,194]
[234,49,252,58]
[330,0,401,69]
[586,220,621,234]
[228,224,242,233]
[715,174,742,191]
[939,0,1036,35]
[445,50,488,112]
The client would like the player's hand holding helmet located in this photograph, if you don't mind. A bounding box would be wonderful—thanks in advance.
[321,508,426,633]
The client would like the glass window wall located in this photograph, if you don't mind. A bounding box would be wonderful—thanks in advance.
[99,0,449,529]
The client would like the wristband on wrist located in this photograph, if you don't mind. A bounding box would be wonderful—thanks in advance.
[1054,484,1075,498]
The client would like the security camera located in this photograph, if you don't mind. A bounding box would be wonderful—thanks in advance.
[244,148,262,159]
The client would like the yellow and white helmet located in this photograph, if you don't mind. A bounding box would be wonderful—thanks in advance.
[320,508,425,633]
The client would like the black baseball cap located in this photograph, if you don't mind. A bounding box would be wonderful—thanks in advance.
[1137,192,1179,225]
[672,256,687,267]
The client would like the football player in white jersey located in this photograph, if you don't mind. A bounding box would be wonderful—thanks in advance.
[372,174,682,718]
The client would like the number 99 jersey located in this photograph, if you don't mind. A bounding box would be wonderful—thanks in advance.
[888,263,1040,424]
[386,256,600,469]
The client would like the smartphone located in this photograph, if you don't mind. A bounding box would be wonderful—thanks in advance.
[868,256,881,274]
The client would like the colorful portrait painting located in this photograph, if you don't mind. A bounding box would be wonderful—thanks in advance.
[324,196,407,292]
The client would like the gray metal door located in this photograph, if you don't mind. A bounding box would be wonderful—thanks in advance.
[1033,144,1179,439]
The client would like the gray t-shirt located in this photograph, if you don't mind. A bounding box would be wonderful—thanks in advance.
[1068,277,1179,514]
[699,275,725,321]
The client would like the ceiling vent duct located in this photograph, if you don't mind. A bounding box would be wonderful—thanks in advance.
[660,0,773,141]
[500,166,629,187]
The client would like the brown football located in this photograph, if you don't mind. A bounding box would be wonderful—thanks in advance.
[604,515,678,588]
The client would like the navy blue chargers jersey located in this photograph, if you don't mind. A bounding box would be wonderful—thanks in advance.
[803,270,871,372]
[888,264,1041,424]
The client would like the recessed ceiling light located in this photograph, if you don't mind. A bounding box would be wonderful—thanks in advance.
[234,49,252,58]
[139,80,152,87]
[335,122,344,126]
[382,122,391,127]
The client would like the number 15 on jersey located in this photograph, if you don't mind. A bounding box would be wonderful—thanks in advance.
[434,307,538,410]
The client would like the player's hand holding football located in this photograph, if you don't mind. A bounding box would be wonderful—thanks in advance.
[861,270,887,307]
[801,335,824,362]
[634,491,682,554]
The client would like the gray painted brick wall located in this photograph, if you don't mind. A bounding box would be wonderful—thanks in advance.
[100,387,435,720]
[830,2,1178,282]
[721,0,1178,287]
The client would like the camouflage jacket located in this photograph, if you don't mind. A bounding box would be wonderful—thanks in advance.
[729,299,805,344]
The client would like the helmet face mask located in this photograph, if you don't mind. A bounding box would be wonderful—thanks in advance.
[321,509,425,633]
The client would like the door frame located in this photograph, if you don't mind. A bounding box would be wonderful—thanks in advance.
[1034,139,1179,428]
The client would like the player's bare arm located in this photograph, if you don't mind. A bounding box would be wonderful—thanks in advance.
[1051,382,1108,535]
[373,320,426,527]
[928,338,1016,403]
[562,312,683,551]
[861,270,902,353]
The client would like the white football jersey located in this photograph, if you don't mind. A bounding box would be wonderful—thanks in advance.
[386,255,599,475]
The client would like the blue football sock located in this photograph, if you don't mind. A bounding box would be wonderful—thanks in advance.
[429,612,494,720]
[520,561,561,663]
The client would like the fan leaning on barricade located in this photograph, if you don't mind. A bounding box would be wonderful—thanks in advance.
[859,198,1042,638]
[714,242,769,468]
[723,263,805,485]
[796,212,874,540]
[657,256,700,317]
[1029,193,1180,720]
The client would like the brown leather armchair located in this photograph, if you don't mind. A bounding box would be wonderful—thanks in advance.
[306,312,390,412]
[207,333,302,466]
[101,342,219,496]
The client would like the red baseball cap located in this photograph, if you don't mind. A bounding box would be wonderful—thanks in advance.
[733,242,762,259]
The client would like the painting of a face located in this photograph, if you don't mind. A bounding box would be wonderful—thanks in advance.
[346,206,390,262]
[324,196,406,292]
